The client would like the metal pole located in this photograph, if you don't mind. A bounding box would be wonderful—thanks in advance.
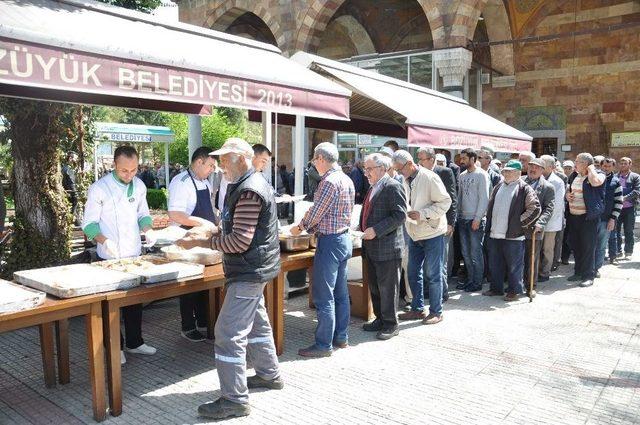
[274,113,278,190]
[188,114,202,162]
[93,141,98,182]
[294,115,305,196]
[262,111,273,185]
[529,229,538,302]
[164,141,170,189]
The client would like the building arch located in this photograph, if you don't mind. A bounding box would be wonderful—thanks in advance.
[296,0,439,53]
[205,1,285,48]
[470,0,515,75]
[317,15,376,59]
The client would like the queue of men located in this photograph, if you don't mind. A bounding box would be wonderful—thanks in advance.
[81,138,638,421]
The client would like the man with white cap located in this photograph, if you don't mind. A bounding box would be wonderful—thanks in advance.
[177,137,282,420]
[82,145,158,365]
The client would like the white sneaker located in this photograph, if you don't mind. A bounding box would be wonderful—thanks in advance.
[120,351,126,365]
[125,343,157,355]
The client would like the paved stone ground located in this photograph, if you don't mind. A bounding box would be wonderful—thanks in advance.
[0,250,638,425]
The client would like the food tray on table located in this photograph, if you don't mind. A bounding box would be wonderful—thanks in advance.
[0,279,46,314]
[14,264,141,298]
[161,246,223,265]
[278,224,311,252]
[150,226,188,246]
[92,255,204,284]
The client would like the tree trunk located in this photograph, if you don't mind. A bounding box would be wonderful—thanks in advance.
[1,98,72,275]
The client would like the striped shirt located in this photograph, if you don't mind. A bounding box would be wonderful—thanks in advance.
[611,179,624,220]
[569,175,587,215]
[211,191,261,253]
[301,167,355,235]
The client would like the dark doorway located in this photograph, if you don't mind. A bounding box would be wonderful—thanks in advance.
[532,138,558,157]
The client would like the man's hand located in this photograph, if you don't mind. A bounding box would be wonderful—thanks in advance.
[290,224,302,236]
[175,236,210,250]
[534,224,544,234]
[607,218,616,232]
[446,225,454,236]
[103,239,120,259]
[471,220,481,231]
[363,227,376,240]
[143,229,158,247]
[407,211,421,221]
[566,192,575,202]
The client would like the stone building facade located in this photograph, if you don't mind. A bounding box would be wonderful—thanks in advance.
[177,0,640,165]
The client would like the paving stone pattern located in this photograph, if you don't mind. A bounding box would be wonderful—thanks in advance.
[0,252,639,424]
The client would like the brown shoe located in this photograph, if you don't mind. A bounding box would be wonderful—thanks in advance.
[332,340,348,349]
[398,310,427,321]
[422,313,443,325]
[482,290,502,296]
[503,292,521,302]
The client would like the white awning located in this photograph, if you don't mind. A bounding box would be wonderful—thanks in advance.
[0,0,351,119]
[292,51,531,152]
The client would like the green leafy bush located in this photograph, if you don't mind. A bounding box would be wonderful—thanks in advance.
[146,188,167,210]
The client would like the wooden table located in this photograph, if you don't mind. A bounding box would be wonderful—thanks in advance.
[266,247,372,355]
[0,294,107,422]
[101,265,226,417]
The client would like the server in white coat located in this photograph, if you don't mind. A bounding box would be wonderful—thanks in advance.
[82,145,158,365]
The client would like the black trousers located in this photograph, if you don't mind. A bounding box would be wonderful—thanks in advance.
[524,236,543,289]
[365,253,401,329]
[561,226,572,263]
[179,291,208,332]
[567,214,598,280]
[120,304,144,349]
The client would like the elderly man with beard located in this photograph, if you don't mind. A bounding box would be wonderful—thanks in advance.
[359,153,407,340]
[483,160,541,301]
[177,138,282,420]
[523,158,556,291]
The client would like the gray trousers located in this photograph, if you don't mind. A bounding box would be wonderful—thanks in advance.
[214,281,280,404]
[540,231,558,278]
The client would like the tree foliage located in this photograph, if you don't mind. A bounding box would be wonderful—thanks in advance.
[97,0,162,13]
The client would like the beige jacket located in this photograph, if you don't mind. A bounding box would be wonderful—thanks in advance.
[403,166,452,241]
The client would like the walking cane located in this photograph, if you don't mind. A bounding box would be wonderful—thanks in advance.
[529,228,538,303]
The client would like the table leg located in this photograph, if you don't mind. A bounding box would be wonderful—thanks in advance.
[38,322,56,388]
[359,256,374,321]
[55,319,70,385]
[264,278,276,327]
[102,302,122,416]
[86,303,106,422]
[273,273,285,356]
[207,288,216,340]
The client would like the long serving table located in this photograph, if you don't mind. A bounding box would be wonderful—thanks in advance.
[2,248,372,420]
[101,264,226,417]
[0,294,107,422]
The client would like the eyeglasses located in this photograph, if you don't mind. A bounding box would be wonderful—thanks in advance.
[364,165,382,173]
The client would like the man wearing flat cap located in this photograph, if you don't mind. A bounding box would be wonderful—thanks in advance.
[523,157,555,292]
[177,137,282,420]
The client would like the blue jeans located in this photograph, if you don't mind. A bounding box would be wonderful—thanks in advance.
[616,207,636,255]
[408,235,445,315]
[487,238,525,294]
[312,233,352,351]
[458,219,485,287]
[595,220,611,271]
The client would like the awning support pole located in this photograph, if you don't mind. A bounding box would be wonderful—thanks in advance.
[164,141,170,189]
[262,111,273,185]
[293,115,305,196]
[188,114,202,161]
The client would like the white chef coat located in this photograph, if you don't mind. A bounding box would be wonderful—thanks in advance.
[82,173,151,259]
[168,169,213,216]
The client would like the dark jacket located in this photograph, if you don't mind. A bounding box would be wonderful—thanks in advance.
[486,179,541,240]
[523,175,555,240]
[221,169,281,284]
[447,161,460,187]
[617,171,640,208]
[433,165,457,227]
[61,164,77,192]
[359,176,407,262]
[601,173,623,222]
[568,170,606,221]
